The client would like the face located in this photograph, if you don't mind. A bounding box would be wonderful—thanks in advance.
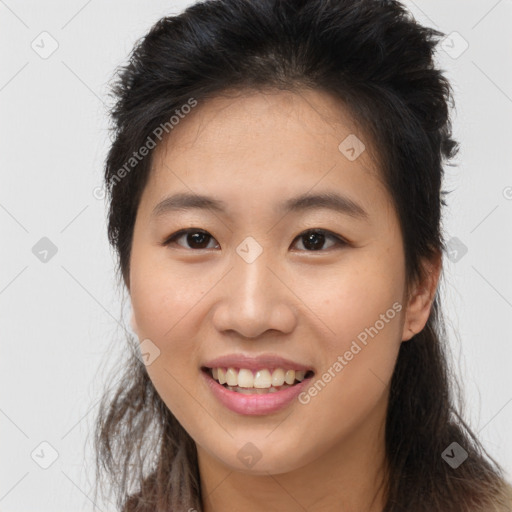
[128,88,429,476]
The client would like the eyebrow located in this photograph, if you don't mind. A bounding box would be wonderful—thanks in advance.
[151,191,369,220]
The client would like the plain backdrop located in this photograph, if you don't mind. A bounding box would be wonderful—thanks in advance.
[1,1,511,510]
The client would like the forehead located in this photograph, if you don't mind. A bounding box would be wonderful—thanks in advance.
[154,88,372,162]
[141,88,388,220]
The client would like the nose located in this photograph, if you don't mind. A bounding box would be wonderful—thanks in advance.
[211,246,297,339]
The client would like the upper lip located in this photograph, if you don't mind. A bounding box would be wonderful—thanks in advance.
[202,354,314,373]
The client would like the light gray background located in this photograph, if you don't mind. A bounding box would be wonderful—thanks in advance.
[1,1,511,510]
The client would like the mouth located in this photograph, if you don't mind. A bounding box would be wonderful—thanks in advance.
[201,366,315,395]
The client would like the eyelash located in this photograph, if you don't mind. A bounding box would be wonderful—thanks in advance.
[162,228,349,252]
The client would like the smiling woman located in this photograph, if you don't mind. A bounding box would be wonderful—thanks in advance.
[93,1,511,511]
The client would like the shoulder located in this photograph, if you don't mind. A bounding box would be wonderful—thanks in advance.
[499,481,512,512]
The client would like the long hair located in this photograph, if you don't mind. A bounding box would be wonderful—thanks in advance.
[93,1,511,510]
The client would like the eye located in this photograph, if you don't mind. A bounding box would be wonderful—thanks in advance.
[162,228,347,252]
[162,228,219,250]
[291,229,347,252]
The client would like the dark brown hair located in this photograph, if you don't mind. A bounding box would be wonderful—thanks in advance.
[93,0,511,510]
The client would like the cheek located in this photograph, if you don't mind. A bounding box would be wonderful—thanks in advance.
[314,253,405,349]
[129,260,208,423]
[130,250,206,340]
[302,252,405,411]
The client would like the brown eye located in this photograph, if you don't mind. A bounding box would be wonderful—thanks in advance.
[163,229,219,250]
[163,228,347,252]
[292,229,347,251]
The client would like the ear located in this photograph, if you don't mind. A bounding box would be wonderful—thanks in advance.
[401,250,442,342]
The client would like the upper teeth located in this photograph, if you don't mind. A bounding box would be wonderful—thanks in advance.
[211,368,307,388]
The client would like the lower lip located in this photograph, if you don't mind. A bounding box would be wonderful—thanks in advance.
[201,369,314,416]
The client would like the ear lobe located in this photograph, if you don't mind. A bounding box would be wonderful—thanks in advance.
[401,252,442,342]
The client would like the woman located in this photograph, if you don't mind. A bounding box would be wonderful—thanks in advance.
[93,0,512,510]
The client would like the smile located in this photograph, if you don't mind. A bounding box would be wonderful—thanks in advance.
[206,367,314,393]
[201,367,315,415]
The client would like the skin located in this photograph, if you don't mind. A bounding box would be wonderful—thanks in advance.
[128,88,441,512]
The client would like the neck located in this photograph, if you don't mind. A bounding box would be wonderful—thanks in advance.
[197,396,389,512]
